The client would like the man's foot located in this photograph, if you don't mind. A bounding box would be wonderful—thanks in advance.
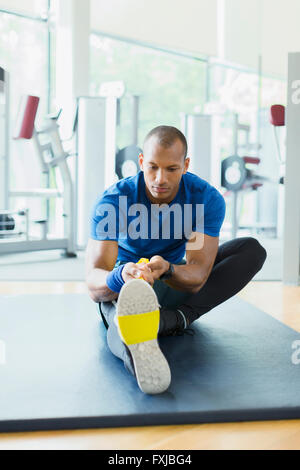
[159,307,196,337]
[115,279,171,395]
[159,307,187,337]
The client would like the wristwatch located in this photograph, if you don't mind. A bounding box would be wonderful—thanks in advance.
[159,262,175,281]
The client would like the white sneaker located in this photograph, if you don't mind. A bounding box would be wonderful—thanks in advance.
[115,279,171,395]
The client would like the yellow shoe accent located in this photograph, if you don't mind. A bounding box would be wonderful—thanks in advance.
[117,309,159,346]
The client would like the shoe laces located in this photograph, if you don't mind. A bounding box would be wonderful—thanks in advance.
[161,326,195,337]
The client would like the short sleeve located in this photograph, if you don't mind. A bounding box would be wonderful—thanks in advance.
[90,193,120,241]
[203,190,226,237]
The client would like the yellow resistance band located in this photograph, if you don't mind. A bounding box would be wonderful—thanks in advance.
[137,258,150,280]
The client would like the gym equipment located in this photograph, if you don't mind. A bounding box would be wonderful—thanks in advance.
[115,144,141,180]
[270,104,285,164]
[0,210,30,240]
[99,81,142,182]
[115,93,142,180]
[269,104,286,240]
[76,82,142,247]
[217,111,281,239]
[270,104,285,176]
[0,293,300,432]
[0,213,15,232]
[221,155,283,239]
[181,112,262,190]
[0,88,77,257]
[221,156,263,239]
[221,156,264,192]
[180,113,221,188]
[270,104,285,127]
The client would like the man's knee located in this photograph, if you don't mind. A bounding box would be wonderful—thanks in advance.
[242,237,267,270]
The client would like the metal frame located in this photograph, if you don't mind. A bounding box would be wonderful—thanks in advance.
[0,4,52,111]
[0,8,47,22]
[0,97,77,257]
[91,29,209,65]
[180,112,221,189]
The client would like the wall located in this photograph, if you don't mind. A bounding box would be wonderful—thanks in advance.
[0,0,48,16]
[261,0,300,77]
[91,0,300,77]
[223,0,300,77]
[90,0,218,57]
[3,0,300,78]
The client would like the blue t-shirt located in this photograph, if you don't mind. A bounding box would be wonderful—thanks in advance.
[90,171,225,264]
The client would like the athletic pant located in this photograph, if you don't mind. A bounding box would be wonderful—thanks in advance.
[99,237,267,373]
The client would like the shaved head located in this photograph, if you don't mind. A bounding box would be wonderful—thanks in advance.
[144,126,188,160]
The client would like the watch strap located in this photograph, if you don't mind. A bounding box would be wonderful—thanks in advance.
[159,263,175,281]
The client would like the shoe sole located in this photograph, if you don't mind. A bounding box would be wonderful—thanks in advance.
[116,279,171,395]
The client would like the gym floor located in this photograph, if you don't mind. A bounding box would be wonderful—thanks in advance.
[0,281,299,450]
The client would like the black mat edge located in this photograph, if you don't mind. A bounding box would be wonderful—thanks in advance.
[1,408,300,434]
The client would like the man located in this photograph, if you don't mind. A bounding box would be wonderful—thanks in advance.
[86,126,267,395]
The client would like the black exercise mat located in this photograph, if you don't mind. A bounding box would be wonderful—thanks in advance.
[0,294,300,433]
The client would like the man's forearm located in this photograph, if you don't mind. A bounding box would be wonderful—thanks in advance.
[86,268,118,303]
[165,263,209,294]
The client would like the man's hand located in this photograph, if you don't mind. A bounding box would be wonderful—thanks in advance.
[122,262,155,286]
[147,256,170,281]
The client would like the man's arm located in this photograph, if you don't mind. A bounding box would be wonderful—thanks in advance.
[85,239,119,303]
[86,239,156,303]
[145,233,219,294]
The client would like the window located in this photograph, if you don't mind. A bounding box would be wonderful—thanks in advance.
[208,62,286,238]
[90,34,207,149]
[0,9,51,233]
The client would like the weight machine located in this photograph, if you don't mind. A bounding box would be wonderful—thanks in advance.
[180,112,221,188]
[220,113,283,240]
[181,111,269,239]
[221,155,273,239]
[0,67,77,256]
[269,104,286,239]
[270,104,285,180]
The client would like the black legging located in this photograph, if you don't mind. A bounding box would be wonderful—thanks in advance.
[99,237,267,374]
[178,237,267,323]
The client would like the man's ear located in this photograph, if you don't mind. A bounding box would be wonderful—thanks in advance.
[138,153,144,171]
[183,157,190,174]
